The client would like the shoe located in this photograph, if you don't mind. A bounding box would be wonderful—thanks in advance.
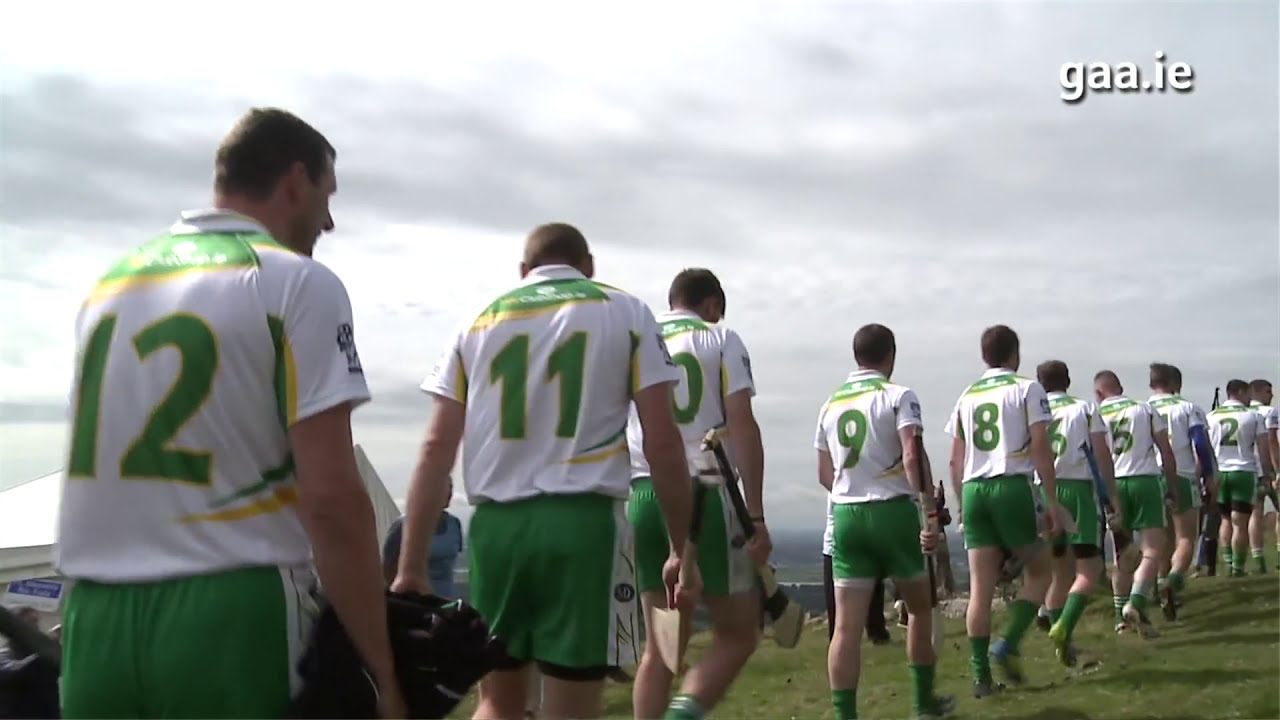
[1114,621,1132,634]
[870,632,892,646]
[1122,602,1159,639]
[973,680,1003,699]
[989,638,1025,686]
[1035,614,1052,632]
[1160,585,1177,621]
[1047,621,1077,667]
[912,694,956,719]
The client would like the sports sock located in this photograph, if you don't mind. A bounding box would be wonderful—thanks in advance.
[1168,570,1185,593]
[1047,606,1064,624]
[909,664,935,716]
[1000,599,1038,652]
[1113,595,1126,622]
[1130,584,1150,614]
[1224,548,1235,571]
[969,636,992,684]
[1155,576,1165,594]
[1060,592,1089,638]
[664,694,705,720]
[831,689,857,720]
[1233,550,1247,572]
[1253,548,1266,572]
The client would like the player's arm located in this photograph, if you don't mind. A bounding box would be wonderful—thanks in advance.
[381,520,402,585]
[897,390,927,495]
[1087,408,1119,509]
[721,331,765,520]
[397,339,468,591]
[632,315,693,554]
[282,264,398,700]
[947,408,965,519]
[1027,384,1057,505]
[1257,420,1275,482]
[815,406,834,491]
[1189,408,1217,505]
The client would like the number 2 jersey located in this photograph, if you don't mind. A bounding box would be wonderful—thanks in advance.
[625,310,756,478]
[422,265,679,504]
[813,369,923,503]
[945,369,1052,481]
[56,210,371,583]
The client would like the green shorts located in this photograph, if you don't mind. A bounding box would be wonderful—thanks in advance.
[468,493,638,672]
[629,477,754,598]
[61,565,317,719]
[1218,470,1257,509]
[1164,473,1199,515]
[830,496,926,587]
[1117,474,1167,530]
[1056,478,1100,548]
[961,474,1039,551]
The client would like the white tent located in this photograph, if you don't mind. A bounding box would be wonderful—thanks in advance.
[0,445,403,587]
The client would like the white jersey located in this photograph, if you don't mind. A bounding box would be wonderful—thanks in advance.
[1250,401,1279,470]
[56,209,371,583]
[422,265,679,504]
[814,369,923,502]
[1098,396,1167,477]
[945,369,1052,481]
[626,309,755,478]
[1046,393,1106,481]
[1209,400,1265,473]
[1149,393,1207,478]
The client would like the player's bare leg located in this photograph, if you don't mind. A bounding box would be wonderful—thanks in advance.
[1165,507,1197,615]
[540,675,606,720]
[1220,514,1234,574]
[965,546,1003,697]
[1048,550,1101,666]
[1230,507,1252,576]
[1110,538,1136,633]
[634,591,677,720]
[897,575,952,719]
[474,665,534,720]
[828,583,873,720]
[1122,530,1166,638]
[990,544,1051,685]
[1044,543,1074,630]
[1249,499,1267,573]
[673,590,759,716]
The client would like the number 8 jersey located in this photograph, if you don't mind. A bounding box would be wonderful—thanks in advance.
[945,369,1053,481]
[56,210,371,583]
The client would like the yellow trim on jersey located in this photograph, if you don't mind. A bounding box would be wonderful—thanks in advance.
[282,333,299,425]
[455,350,468,403]
[85,266,240,306]
[469,299,606,332]
[177,485,299,524]
[566,441,628,465]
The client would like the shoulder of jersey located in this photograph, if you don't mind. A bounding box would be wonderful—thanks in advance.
[1048,393,1085,411]
[465,277,638,332]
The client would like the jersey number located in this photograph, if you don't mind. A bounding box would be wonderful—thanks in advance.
[670,352,704,425]
[973,403,1001,452]
[68,313,218,485]
[1220,417,1239,446]
[1109,417,1134,455]
[1047,418,1066,457]
[490,332,587,439]
[836,408,868,469]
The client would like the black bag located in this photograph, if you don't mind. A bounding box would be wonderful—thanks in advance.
[287,591,508,719]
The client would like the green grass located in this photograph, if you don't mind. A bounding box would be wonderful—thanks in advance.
[452,554,1279,719]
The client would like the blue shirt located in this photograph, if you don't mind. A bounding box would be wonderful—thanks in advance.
[382,513,464,599]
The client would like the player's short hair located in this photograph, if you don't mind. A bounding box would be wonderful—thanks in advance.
[1036,360,1070,393]
[852,324,896,367]
[668,268,726,315]
[1249,378,1272,394]
[1226,379,1250,397]
[522,223,590,269]
[1093,370,1122,393]
[215,108,335,201]
[979,325,1019,368]
[1149,362,1182,391]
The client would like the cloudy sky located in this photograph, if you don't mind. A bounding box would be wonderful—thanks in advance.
[1,1,1276,533]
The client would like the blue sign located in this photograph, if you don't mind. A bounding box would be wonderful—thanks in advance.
[6,579,63,600]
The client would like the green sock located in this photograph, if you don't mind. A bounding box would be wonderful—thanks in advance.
[831,689,857,720]
[1167,571,1185,593]
[969,636,992,684]
[1156,576,1165,593]
[1000,599,1039,651]
[1253,549,1266,571]
[1060,592,1090,638]
[909,664,935,716]
[1225,548,1235,570]
[1113,595,1126,622]
[664,694,704,720]
[1234,550,1247,571]
[1048,606,1064,624]
[1130,585,1149,613]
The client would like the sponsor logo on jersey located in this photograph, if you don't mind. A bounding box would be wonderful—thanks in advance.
[337,322,363,374]
[656,332,675,366]
[742,353,754,383]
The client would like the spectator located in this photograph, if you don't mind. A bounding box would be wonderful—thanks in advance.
[0,607,59,719]
[382,480,464,599]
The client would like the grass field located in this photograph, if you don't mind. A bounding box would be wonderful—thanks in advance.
[451,553,1279,719]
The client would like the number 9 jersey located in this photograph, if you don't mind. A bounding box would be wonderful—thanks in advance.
[814,370,923,503]
[56,210,371,583]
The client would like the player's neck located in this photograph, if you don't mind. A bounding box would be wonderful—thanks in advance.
[212,196,299,254]
[856,364,888,378]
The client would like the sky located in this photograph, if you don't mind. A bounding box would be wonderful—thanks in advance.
[1,1,1276,534]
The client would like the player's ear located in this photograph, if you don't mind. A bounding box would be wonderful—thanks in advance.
[581,254,595,278]
[519,261,530,278]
